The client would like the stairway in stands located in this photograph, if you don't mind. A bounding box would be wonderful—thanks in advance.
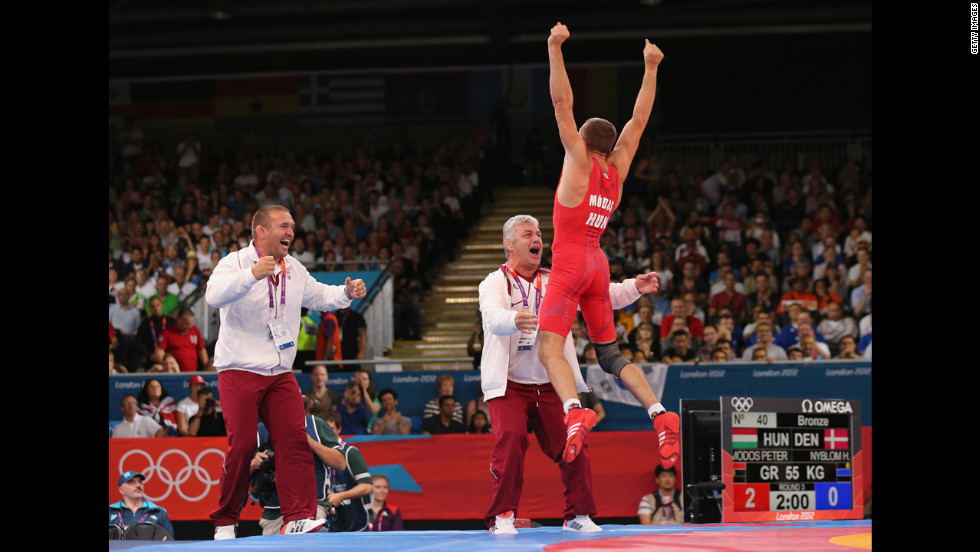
[387,187,555,370]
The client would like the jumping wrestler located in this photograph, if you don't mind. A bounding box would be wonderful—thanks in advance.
[537,22,679,467]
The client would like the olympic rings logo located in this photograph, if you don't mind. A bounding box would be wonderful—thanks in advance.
[730,397,754,412]
[119,448,225,502]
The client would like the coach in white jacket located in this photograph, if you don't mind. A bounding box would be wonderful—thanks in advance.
[479,214,659,534]
[205,205,366,539]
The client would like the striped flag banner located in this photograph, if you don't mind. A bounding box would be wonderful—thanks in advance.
[823,428,849,450]
[585,363,667,407]
[732,428,758,449]
[300,72,385,126]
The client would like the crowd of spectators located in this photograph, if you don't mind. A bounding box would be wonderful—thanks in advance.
[567,152,872,365]
[109,131,493,373]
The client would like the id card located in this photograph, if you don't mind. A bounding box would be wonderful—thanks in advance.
[516,311,537,351]
[269,317,295,351]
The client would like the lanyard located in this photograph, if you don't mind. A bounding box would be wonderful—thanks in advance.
[150,317,166,341]
[502,263,542,314]
[117,506,149,527]
[255,245,287,309]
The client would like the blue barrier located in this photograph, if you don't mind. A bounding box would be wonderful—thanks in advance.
[108,361,871,429]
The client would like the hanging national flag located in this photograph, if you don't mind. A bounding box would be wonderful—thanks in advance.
[732,428,758,449]
[823,429,849,450]
[585,363,667,407]
[300,72,385,126]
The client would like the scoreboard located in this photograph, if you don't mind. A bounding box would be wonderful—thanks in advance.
[721,396,864,522]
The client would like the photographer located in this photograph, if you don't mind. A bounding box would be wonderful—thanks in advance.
[188,388,226,437]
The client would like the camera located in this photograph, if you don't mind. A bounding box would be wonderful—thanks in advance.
[205,397,217,409]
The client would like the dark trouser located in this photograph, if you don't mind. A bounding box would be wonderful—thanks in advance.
[210,370,316,527]
[484,380,596,527]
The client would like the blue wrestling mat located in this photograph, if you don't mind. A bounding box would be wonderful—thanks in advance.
[109,520,872,551]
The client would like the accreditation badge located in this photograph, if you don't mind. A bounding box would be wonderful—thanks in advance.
[516,308,537,351]
[269,317,295,351]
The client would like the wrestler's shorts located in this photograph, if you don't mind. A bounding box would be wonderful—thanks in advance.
[539,250,616,343]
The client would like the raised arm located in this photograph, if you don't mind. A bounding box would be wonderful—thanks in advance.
[608,40,664,188]
[549,22,591,203]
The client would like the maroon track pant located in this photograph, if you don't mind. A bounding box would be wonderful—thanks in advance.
[210,369,316,527]
[484,380,597,527]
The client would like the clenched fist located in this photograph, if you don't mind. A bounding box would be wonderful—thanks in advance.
[549,22,569,48]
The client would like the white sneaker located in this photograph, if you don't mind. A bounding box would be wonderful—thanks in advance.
[280,518,326,535]
[563,515,602,532]
[489,511,518,534]
[214,525,236,540]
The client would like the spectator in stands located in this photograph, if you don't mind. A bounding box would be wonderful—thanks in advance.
[708,271,747,324]
[824,264,849,304]
[337,379,372,435]
[155,307,209,372]
[835,335,860,359]
[421,395,465,434]
[147,353,181,373]
[710,348,729,362]
[751,348,769,361]
[146,276,179,317]
[847,247,872,289]
[743,309,780,347]
[423,375,465,425]
[661,330,696,366]
[370,388,412,435]
[109,471,175,536]
[741,322,787,361]
[798,334,826,361]
[786,347,805,360]
[304,365,341,418]
[638,465,685,525]
[467,410,493,434]
[176,374,208,436]
[816,301,856,356]
[777,274,818,315]
[188,387,226,436]
[813,277,844,317]
[851,269,872,316]
[675,259,709,308]
[660,297,703,346]
[714,312,744,356]
[370,474,404,531]
[746,272,777,316]
[632,322,659,362]
[109,288,142,370]
[336,306,368,364]
[696,324,721,361]
[113,395,167,438]
[354,369,382,420]
[137,378,178,435]
[167,266,197,302]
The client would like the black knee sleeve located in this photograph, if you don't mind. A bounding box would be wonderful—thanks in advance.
[595,342,630,378]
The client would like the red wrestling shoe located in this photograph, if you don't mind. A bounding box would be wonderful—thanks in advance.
[653,411,680,469]
[562,407,598,463]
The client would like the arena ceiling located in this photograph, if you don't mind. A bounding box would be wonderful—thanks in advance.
[109,0,871,79]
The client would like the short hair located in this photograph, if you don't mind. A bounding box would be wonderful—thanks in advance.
[177,307,194,319]
[251,205,290,236]
[120,394,137,406]
[581,118,618,153]
[501,215,540,256]
[378,388,397,401]
[438,394,456,407]
[372,474,390,485]
[321,408,343,429]
[436,375,455,390]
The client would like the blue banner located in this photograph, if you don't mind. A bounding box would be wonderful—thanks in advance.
[108,361,871,428]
